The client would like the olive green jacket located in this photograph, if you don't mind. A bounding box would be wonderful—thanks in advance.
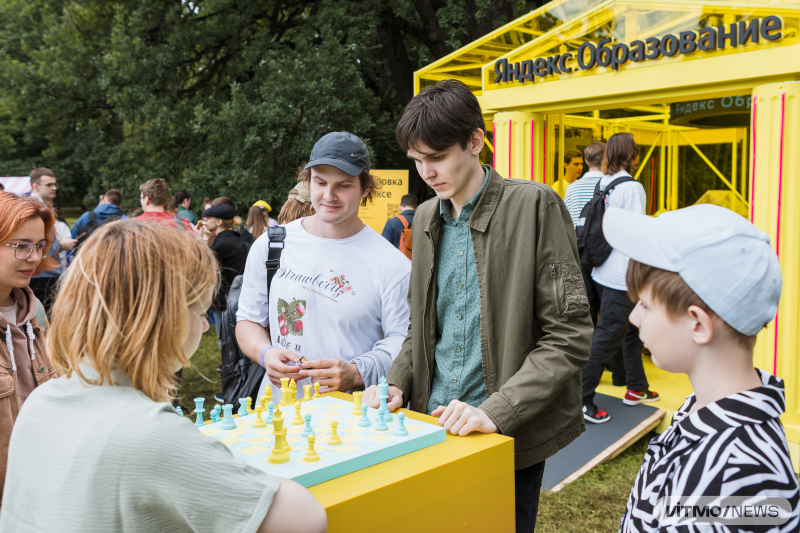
[386,168,594,469]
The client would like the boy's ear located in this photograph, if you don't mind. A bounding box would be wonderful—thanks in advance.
[469,129,485,155]
[688,305,714,346]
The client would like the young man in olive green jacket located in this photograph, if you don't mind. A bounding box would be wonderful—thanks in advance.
[363,80,593,532]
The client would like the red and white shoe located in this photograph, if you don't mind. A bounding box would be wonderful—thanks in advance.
[623,389,660,405]
[583,403,611,424]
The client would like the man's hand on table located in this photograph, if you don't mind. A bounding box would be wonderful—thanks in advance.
[299,359,363,392]
[431,400,498,436]
[363,384,404,412]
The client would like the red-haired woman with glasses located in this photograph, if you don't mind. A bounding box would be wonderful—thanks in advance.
[0,191,59,506]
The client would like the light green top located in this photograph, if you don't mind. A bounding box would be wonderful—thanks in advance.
[177,205,199,225]
[0,366,280,533]
[427,167,490,414]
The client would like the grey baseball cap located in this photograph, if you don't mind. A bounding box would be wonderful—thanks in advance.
[304,132,371,176]
[603,204,782,336]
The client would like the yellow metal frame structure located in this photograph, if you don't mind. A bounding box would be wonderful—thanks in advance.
[414,0,800,470]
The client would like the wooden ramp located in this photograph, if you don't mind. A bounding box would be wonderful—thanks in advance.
[542,393,665,492]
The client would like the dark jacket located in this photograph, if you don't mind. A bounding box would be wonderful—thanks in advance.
[381,209,416,249]
[386,168,593,469]
[210,230,249,312]
[70,203,127,239]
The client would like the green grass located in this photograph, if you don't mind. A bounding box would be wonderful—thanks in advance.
[176,329,650,530]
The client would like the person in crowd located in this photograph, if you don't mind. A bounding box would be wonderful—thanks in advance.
[582,133,658,424]
[604,204,799,532]
[243,205,267,240]
[175,190,199,225]
[52,209,72,271]
[552,149,584,199]
[201,200,249,340]
[0,220,326,532]
[0,192,60,507]
[381,194,417,252]
[136,178,193,231]
[277,180,315,224]
[236,132,411,402]
[165,195,179,216]
[253,200,279,227]
[362,80,593,533]
[27,168,76,311]
[71,189,126,239]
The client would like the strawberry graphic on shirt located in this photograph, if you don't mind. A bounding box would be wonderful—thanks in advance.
[329,271,356,296]
[277,298,306,337]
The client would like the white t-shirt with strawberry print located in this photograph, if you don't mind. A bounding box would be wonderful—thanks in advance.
[237,218,412,401]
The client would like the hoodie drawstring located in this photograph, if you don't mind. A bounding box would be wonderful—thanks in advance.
[4,321,37,373]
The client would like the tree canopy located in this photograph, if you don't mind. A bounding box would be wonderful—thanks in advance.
[0,0,543,212]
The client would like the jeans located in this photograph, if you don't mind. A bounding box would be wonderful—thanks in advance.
[516,461,545,533]
[582,284,648,405]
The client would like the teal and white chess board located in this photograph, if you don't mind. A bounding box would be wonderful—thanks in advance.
[198,396,447,487]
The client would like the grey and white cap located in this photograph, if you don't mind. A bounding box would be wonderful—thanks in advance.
[602,204,782,336]
[304,132,371,177]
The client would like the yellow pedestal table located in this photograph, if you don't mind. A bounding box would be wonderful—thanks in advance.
[309,392,516,533]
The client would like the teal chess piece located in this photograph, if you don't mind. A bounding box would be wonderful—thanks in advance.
[265,401,274,424]
[394,412,409,437]
[193,398,205,427]
[176,406,183,417]
[358,402,371,427]
[301,413,314,438]
[375,405,388,431]
[213,405,222,423]
[378,376,393,422]
[221,404,237,430]
[238,398,249,417]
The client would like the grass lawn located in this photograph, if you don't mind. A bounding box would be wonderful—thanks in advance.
[178,330,647,530]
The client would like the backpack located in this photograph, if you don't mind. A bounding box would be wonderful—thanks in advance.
[576,176,634,268]
[220,226,286,405]
[397,215,412,260]
[74,211,120,252]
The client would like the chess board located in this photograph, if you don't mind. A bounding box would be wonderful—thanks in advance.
[197,396,447,487]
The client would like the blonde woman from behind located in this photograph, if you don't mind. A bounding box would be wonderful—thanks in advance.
[0,220,326,533]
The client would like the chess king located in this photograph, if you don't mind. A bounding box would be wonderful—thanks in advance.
[363,80,594,533]
[235,132,412,401]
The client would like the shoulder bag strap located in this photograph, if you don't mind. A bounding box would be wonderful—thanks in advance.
[264,226,286,290]
[396,215,409,229]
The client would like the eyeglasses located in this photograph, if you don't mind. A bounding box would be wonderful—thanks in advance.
[3,242,48,260]
[139,195,145,201]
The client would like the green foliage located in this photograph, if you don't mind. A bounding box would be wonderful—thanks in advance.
[0,0,543,211]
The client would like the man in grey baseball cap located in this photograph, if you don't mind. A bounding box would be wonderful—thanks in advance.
[236,131,412,406]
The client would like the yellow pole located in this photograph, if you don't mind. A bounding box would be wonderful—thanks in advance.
[671,130,679,210]
[732,128,738,193]
[679,131,747,205]
[741,128,748,199]
[633,133,663,181]
[659,126,666,212]
[558,114,566,184]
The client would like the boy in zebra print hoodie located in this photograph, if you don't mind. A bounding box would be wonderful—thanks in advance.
[602,204,799,532]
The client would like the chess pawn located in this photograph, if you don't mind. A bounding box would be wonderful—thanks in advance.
[350,391,362,416]
[259,395,267,411]
[375,405,388,431]
[394,412,409,437]
[313,382,323,399]
[265,401,275,424]
[253,405,266,428]
[265,386,272,405]
[303,434,320,462]
[358,402,371,427]
[302,384,312,402]
[301,413,314,438]
[328,420,342,445]
[246,397,254,414]
[292,402,304,425]
[289,379,297,395]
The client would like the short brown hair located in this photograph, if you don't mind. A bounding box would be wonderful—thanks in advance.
[396,79,485,153]
[564,149,583,165]
[603,133,638,174]
[104,189,122,207]
[583,141,606,168]
[139,178,170,206]
[627,260,756,349]
[30,168,55,185]
[278,196,316,225]
[297,166,380,207]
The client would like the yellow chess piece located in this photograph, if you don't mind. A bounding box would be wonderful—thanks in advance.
[268,411,290,464]
[259,395,267,411]
[302,384,312,402]
[292,401,304,425]
[313,382,323,399]
[283,387,293,408]
[265,386,272,404]
[328,420,342,445]
[304,434,320,462]
[278,378,289,407]
[290,379,297,395]
[246,397,253,414]
[350,391,362,416]
[253,405,266,428]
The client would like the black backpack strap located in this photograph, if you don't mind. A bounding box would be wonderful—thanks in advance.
[601,176,635,195]
[88,211,96,223]
[264,226,286,289]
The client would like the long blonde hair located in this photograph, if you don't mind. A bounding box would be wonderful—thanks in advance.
[245,206,267,239]
[49,220,219,402]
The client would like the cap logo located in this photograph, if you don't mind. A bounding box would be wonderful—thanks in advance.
[351,153,357,157]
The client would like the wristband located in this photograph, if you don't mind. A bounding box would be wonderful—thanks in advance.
[260,345,273,368]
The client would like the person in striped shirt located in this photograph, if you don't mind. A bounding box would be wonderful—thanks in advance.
[603,204,799,532]
[564,141,605,228]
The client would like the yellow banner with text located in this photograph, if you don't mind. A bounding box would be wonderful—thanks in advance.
[359,169,409,234]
